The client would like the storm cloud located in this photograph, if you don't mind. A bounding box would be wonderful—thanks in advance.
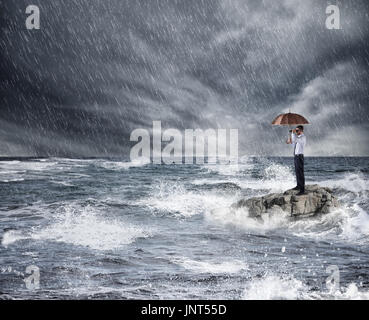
[1,0,368,157]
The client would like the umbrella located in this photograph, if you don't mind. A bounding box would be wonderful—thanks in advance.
[271,112,309,126]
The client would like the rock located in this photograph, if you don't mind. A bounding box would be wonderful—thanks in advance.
[235,184,340,218]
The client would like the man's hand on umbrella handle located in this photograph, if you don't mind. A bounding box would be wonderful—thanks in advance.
[286,135,292,144]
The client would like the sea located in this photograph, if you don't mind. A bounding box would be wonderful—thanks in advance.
[0,156,368,299]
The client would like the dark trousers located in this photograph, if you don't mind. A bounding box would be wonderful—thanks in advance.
[294,154,305,192]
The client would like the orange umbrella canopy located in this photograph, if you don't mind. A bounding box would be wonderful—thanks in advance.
[272,112,309,125]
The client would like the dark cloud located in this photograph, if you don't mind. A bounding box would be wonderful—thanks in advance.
[0,0,368,156]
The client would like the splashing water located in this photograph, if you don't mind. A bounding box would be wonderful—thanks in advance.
[1,157,368,299]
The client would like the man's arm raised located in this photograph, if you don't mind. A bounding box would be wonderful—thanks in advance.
[286,131,294,144]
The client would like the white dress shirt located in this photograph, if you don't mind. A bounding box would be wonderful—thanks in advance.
[291,133,306,155]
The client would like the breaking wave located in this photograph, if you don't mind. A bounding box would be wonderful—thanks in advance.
[2,203,150,251]
[95,157,151,171]
[1,156,368,299]
[140,180,239,217]
[206,202,369,244]
[242,273,369,300]
[320,172,368,194]
[196,163,296,192]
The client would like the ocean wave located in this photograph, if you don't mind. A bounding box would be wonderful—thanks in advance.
[172,257,248,274]
[140,180,238,217]
[50,180,75,187]
[95,158,150,170]
[206,206,290,233]
[320,172,368,193]
[203,161,295,193]
[0,160,21,165]
[1,230,29,247]
[242,273,369,300]
[203,159,369,244]
[255,162,296,192]
[206,202,369,244]
[201,155,253,175]
[0,160,56,172]
[0,178,25,183]
[193,160,296,194]
[203,163,247,176]
[50,157,96,162]
[242,274,310,300]
[291,204,369,244]
[2,203,150,251]
[0,167,26,183]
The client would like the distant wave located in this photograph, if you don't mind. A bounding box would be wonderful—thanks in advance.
[95,158,150,171]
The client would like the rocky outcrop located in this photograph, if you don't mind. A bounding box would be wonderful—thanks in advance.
[235,184,340,218]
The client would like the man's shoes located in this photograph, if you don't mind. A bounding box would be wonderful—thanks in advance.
[292,186,299,190]
[296,191,306,196]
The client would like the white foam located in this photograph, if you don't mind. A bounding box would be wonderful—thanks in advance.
[0,160,21,165]
[141,161,292,218]
[0,160,59,184]
[2,230,29,247]
[202,161,295,192]
[0,178,25,183]
[336,283,369,300]
[320,172,368,193]
[51,157,94,162]
[202,159,369,244]
[206,206,291,234]
[0,167,26,182]
[242,274,369,300]
[0,161,56,171]
[207,201,369,244]
[141,180,238,217]
[173,257,248,274]
[3,204,150,251]
[257,163,296,192]
[292,204,369,244]
[96,158,150,170]
[242,274,310,300]
[339,204,369,241]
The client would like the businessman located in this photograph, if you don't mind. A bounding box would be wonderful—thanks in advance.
[286,125,306,195]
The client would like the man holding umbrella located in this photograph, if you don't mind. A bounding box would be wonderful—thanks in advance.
[272,111,309,196]
[286,125,306,195]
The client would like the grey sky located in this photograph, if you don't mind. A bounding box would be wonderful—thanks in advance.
[1,0,368,157]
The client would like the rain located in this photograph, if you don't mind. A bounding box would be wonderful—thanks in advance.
[1,0,369,302]
[1,0,368,157]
